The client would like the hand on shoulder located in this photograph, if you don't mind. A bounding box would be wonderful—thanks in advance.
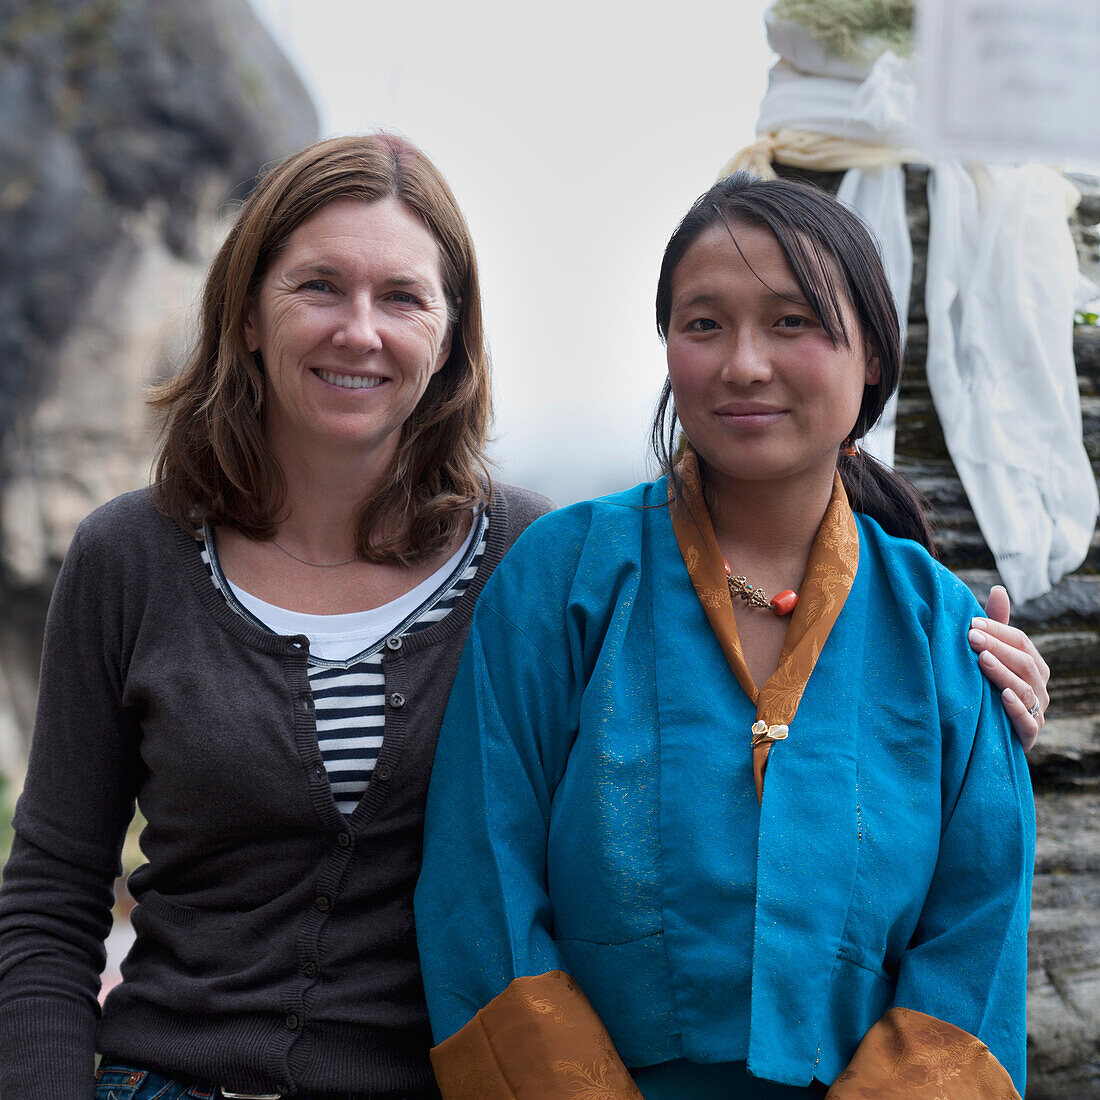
[969,586,1049,752]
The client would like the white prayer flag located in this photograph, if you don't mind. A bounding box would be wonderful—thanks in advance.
[916,0,1100,164]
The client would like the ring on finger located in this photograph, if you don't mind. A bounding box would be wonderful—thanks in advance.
[1027,697,1042,719]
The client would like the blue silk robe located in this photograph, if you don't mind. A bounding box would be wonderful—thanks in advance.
[414,480,1034,1090]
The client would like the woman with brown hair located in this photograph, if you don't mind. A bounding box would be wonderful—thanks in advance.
[0,134,549,1100]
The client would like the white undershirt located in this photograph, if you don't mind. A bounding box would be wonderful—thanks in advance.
[225,516,481,661]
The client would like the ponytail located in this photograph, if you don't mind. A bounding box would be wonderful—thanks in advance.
[838,449,936,555]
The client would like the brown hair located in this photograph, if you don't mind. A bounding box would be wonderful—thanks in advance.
[150,133,492,565]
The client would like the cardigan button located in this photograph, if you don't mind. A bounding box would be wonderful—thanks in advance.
[285,1014,299,1030]
[301,960,318,979]
[314,894,331,912]
[375,764,393,782]
[385,636,402,650]
[336,831,351,848]
[389,692,405,708]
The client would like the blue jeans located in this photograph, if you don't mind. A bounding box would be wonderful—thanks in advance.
[94,1065,215,1100]
[94,1062,438,1100]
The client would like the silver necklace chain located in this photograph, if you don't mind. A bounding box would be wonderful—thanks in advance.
[271,539,359,568]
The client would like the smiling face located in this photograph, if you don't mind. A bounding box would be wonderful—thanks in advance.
[244,196,453,470]
[665,219,880,500]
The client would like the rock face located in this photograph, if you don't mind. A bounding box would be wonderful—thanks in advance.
[0,0,318,776]
[778,164,1100,1097]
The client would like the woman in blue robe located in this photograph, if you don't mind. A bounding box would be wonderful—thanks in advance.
[414,172,1034,1097]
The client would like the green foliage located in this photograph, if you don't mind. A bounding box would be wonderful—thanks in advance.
[773,0,915,61]
[1,0,132,56]
[121,810,146,877]
[1075,310,1099,326]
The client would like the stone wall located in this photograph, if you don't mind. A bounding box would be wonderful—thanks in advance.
[0,0,319,778]
[779,164,1100,1096]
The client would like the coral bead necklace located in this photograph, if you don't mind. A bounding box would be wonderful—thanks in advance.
[722,558,799,617]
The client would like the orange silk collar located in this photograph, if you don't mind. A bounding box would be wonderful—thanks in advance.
[669,447,859,802]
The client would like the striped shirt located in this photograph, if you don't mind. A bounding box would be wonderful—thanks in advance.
[200,514,488,814]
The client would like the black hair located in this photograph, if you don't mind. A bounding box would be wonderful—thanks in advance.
[651,171,934,553]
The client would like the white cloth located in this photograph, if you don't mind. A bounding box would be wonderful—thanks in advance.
[926,165,1098,600]
[740,9,1097,600]
[835,164,910,466]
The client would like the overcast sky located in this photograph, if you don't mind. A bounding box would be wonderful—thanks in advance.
[246,0,775,504]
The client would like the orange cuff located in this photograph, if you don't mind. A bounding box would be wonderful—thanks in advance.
[430,971,641,1099]
[826,1007,1021,1099]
